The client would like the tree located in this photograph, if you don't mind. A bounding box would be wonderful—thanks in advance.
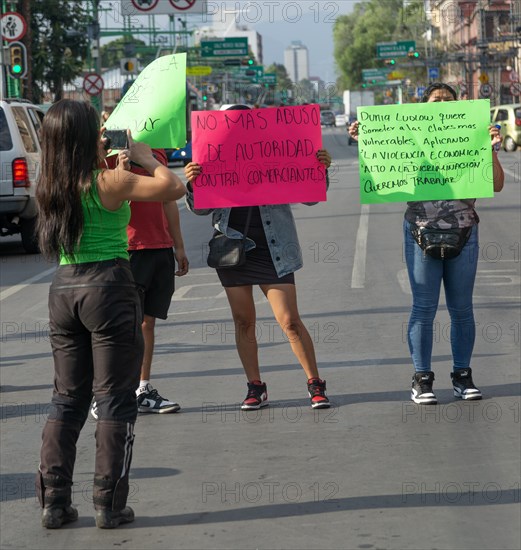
[333,0,404,90]
[29,0,91,103]
[265,63,292,90]
[100,36,152,70]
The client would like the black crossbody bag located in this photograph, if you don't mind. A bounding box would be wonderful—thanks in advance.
[207,207,253,269]
[410,225,471,260]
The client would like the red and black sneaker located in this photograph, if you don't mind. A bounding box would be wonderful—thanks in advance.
[307,378,330,409]
[241,381,268,410]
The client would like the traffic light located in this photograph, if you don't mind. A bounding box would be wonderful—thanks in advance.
[408,51,420,58]
[202,94,208,101]
[384,59,396,66]
[8,42,27,79]
[241,58,254,66]
[120,58,137,75]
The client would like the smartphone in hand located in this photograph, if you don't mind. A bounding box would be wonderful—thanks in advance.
[103,129,128,150]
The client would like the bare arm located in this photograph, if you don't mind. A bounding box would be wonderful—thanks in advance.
[97,133,186,207]
[489,125,504,193]
[163,201,189,276]
[184,162,214,215]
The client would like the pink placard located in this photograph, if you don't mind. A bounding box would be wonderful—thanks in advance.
[191,105,327,209]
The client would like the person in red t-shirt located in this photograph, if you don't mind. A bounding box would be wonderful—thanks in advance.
[93,148,189,415]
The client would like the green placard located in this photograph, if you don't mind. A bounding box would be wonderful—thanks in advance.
[357,99,494,204]
[105,53,186,149]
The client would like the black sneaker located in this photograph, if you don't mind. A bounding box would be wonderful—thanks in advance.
[95,507,135,529]
[241,381,268,410]
[411,372,437,404]
[41,506,78,529]
[451,368,482,400]
[136,383,180,413]
[307,378,330,409]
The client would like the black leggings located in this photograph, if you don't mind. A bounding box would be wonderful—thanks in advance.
[38,259,143,510]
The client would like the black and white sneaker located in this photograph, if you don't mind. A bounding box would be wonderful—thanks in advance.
[411,372,437,404]
[136,383,181,413]
[241,381,268,410]
[451,368,482,400]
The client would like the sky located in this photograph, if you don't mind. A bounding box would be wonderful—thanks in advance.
[100,1,356,83]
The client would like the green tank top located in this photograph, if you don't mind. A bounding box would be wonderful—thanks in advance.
[60,176,130,265]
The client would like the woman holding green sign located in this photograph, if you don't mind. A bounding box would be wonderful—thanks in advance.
[349,83,504,405]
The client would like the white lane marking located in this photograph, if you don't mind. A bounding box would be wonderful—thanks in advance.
[351,204,370,289]
[0,266,55,302]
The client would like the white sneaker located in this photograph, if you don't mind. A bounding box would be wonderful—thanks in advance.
[136,383,180,413]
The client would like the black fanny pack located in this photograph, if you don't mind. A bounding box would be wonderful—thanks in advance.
[410,226,471,260]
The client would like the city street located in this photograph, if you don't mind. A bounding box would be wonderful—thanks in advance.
[1,129,520,549]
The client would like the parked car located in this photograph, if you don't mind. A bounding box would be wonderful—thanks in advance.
[0,99,45,253]
[335,114,346,127]
[320,110,336,127]
[490,103,521,152]
[168,141,192,165]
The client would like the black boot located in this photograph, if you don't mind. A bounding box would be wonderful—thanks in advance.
[93,477,135,529]
[95,507,135,529]
[36,471,78,529]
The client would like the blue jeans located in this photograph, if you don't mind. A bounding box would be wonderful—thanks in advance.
[403,221,479,372]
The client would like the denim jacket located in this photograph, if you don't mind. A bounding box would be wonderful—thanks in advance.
[185,172,329,278]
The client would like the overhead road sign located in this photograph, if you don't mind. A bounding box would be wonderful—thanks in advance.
[201,37,248,57]
[231,65,264,82]
[362,68,392,82]
[121,0,207,15]
[187,66,212,76]
[376,41,416,59]
[260,73,277,85]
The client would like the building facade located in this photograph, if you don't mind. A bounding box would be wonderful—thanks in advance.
[427,0,520,104]
[284,41,309,83]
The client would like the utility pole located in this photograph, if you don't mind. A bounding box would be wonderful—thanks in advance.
[90,0,102,112]
[20,0,31,101]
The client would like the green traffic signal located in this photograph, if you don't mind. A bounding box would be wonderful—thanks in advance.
[8,43,27,79]
[248,59,254,65]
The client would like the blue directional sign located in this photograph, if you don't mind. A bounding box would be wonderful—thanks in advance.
[428,67,439,80]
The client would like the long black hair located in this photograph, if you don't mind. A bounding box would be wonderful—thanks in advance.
[36,100,101,261]
[421,83,457,102]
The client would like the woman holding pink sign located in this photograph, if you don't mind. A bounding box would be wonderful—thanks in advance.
[185,104,333,411]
